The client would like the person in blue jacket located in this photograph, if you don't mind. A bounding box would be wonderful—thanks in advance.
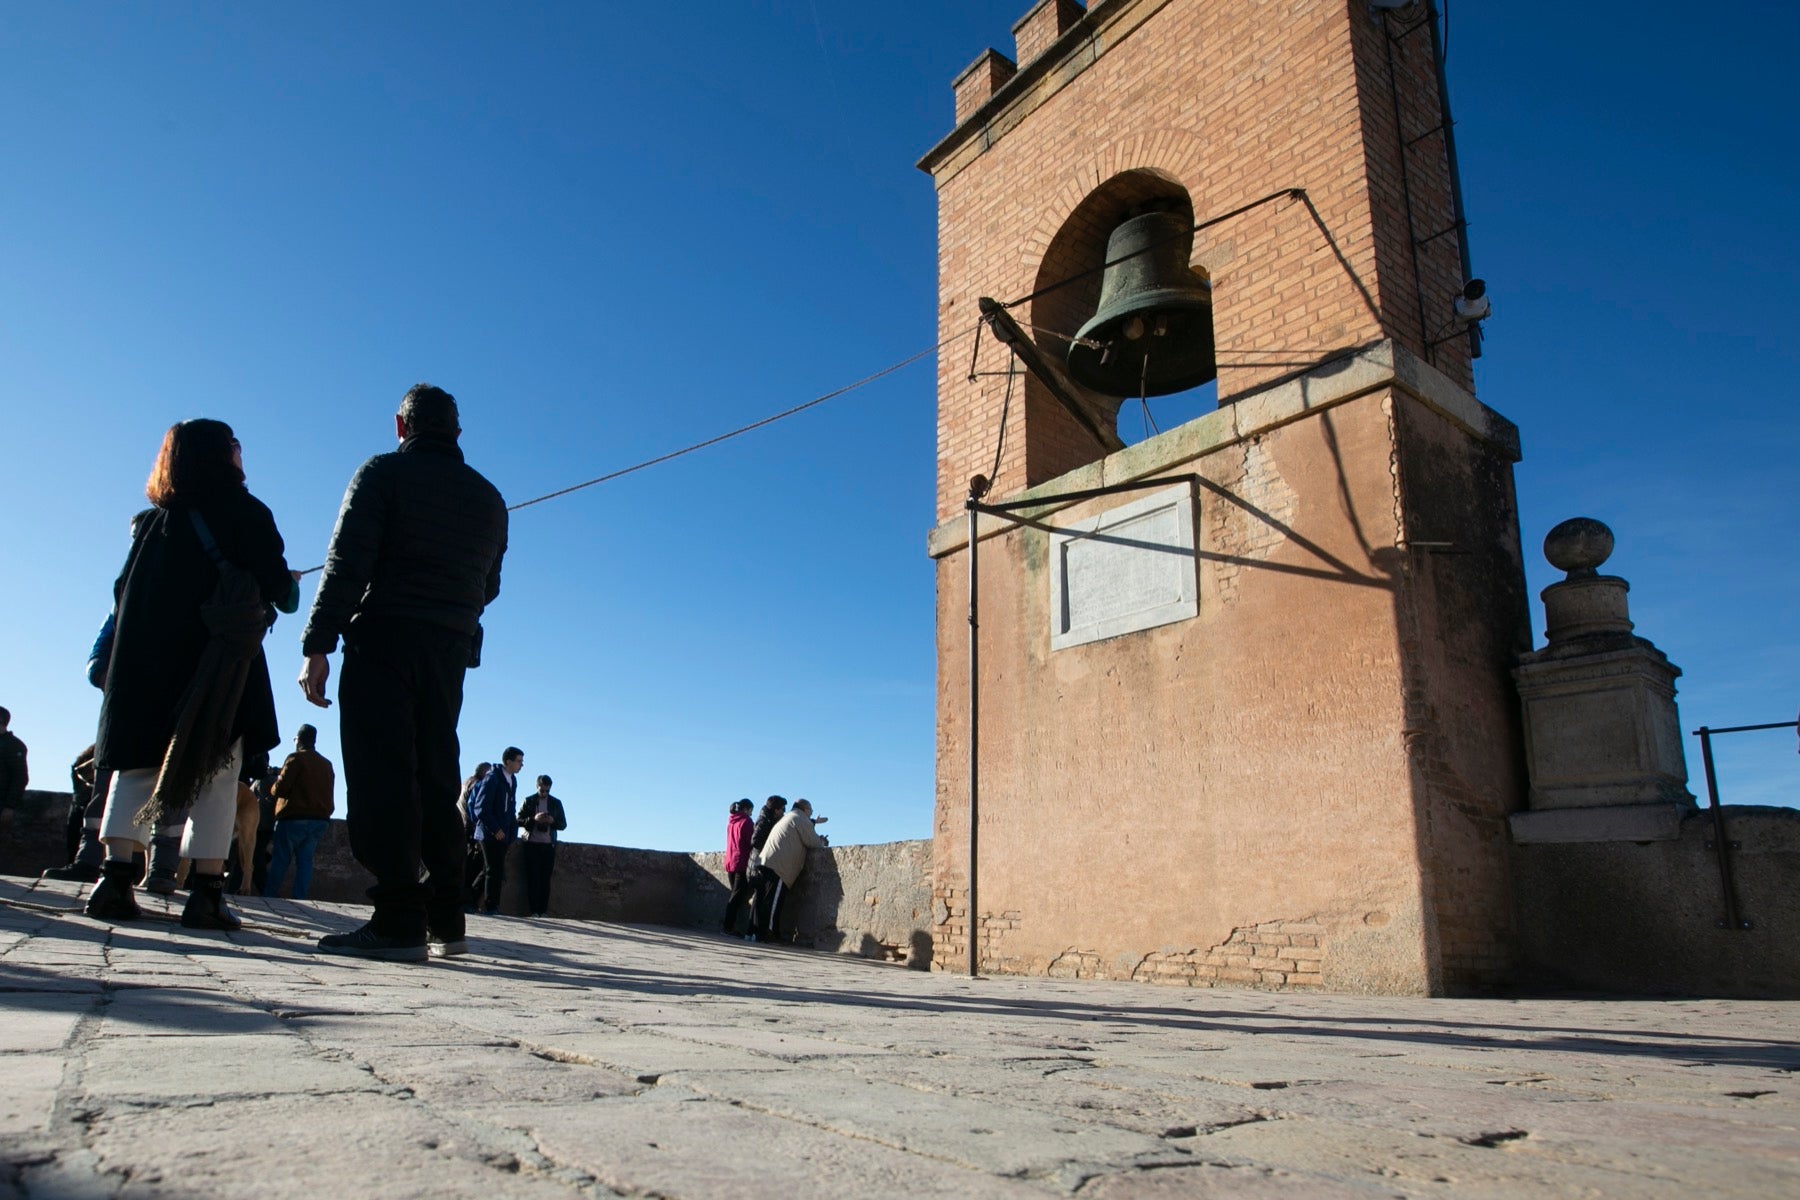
[469,747,522,914]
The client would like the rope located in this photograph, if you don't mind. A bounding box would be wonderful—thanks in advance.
[295,327,977,577]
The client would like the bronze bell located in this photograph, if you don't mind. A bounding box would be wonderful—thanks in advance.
[1065,210,1217,398]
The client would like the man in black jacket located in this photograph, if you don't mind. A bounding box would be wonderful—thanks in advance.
[0,707,27,827]
[300,384,508,961]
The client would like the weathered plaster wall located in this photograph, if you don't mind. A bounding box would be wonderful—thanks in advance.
[934,373,1431,993]
[1392,394,1534,988]
[1513,807,1800,999]
[928,343,1526,995]
[693,840,935,967]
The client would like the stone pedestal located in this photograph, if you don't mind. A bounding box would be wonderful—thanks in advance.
[1511,519,1693,843]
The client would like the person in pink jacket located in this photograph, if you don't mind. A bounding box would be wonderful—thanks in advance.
[720,798,755,936]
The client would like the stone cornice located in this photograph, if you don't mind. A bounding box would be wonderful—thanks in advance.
[928,339,1520,558]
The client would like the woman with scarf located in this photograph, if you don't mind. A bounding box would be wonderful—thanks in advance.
[85,419,298,930]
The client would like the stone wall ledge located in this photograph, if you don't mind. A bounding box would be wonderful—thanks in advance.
[927,339,1520,558]
[0,791,932,967]
[1510,803,1689,844]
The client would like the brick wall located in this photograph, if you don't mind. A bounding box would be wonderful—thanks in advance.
[921,0,1473,521]
[920,1,1518,997]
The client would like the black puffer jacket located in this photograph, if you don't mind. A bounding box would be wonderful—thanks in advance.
[302,436,508,654]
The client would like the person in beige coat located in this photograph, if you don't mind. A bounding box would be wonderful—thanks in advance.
[751,798,827,943]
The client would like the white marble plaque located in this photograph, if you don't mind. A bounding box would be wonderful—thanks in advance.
[1050,485,1197,650]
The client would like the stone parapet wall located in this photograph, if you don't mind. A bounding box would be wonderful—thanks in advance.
[0,792,931,966]
[1513,806,1800,999]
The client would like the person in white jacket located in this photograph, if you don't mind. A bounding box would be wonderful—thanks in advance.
[751,798,827,943]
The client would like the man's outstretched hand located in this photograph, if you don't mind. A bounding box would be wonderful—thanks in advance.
[299,654,332,708]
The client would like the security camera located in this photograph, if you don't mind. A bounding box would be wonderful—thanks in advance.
[1453,278,1490,323]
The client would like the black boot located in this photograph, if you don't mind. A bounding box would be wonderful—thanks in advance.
[181,873,242,931]
[44,861,102,883]
[84,860,143,921]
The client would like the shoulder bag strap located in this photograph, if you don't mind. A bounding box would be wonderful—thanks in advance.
[188,508,229,567]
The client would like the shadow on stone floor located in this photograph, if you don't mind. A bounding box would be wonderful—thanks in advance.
[8,886,1800,1074]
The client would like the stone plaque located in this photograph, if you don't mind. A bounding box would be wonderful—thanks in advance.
[1050,485,1197,650]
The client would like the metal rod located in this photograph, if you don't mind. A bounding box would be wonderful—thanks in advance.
[966,480,984,978]
[974,473,1200,516]
[1695,727,1748,931]
[978,299,1118,453]
[1381,15,1434,367]
[1425,0,1482,359]
[1691,720,1799,737]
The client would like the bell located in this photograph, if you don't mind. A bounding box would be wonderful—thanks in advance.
[1065,210,1217,398]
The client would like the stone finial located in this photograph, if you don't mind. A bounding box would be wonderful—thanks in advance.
[1544,517,1614,580]
[1537,517,1631,643]
[1513,516,1694,824]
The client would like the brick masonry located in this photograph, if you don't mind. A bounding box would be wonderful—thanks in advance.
[922,0,1476,522]
[921,2,1530,995]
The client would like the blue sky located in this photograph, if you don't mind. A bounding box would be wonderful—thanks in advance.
[2,2,1793,852]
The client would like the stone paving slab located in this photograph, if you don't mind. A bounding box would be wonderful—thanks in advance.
[2,874,1797,1199]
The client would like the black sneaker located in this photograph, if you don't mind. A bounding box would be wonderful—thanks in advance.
[43,862,102,883]
[428,937,469,958]
[426,915,468,958]
[316,922,428,963]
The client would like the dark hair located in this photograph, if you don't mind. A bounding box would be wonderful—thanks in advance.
[145,419,244,506]
[0,706,9,727]
[751,800,786,850]
[399,383,460,439]
[296,724,317,749]
[503,746,524,764]
[474,762,491,778]
[732,797,752,814]
[536,774,552,788]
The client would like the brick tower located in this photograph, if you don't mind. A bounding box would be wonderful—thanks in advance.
[919,0,1530,994]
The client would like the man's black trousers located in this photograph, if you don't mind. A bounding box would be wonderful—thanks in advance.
[523,841,556,915]
[479,838,509,912]
[338,618,471,939]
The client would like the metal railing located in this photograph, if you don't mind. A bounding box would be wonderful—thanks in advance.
[1691,719,1799,931]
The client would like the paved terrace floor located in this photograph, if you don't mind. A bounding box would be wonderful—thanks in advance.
[2,875,1796,1200]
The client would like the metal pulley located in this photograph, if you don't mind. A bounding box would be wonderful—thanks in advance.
[1065,210,1218,398]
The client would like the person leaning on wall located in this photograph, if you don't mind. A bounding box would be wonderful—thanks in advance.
[751,798,828,944]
